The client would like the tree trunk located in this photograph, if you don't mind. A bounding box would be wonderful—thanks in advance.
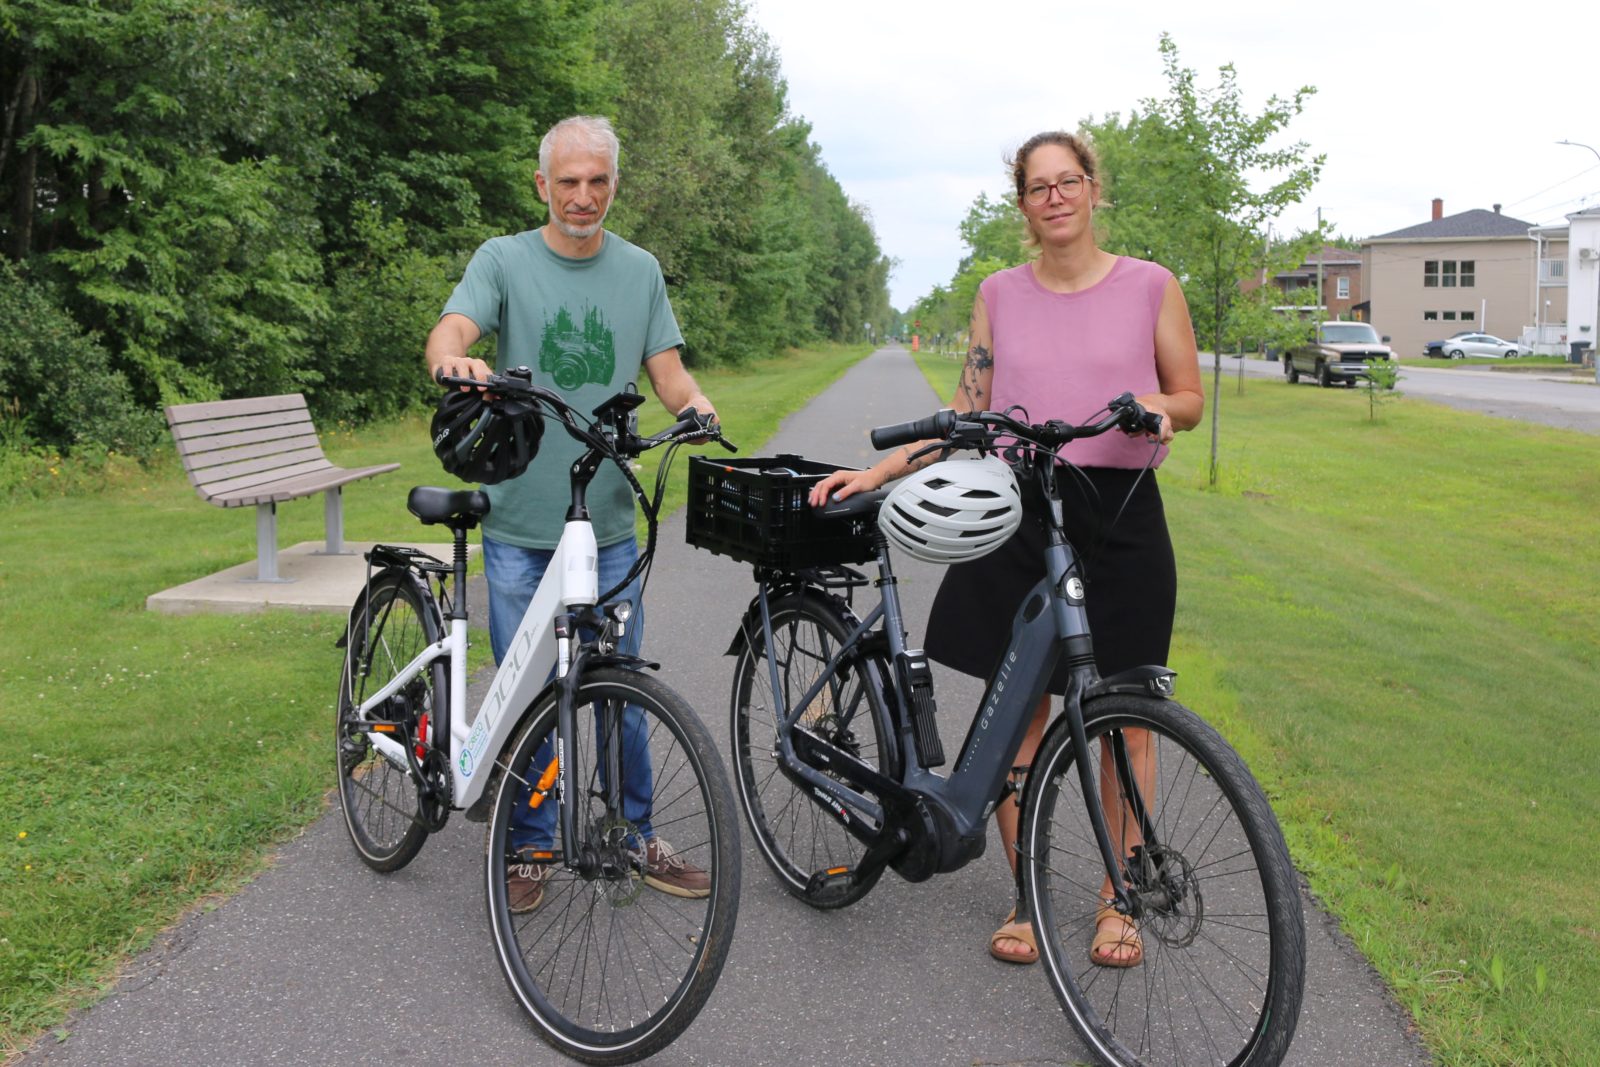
[1208,318,1223,487]
[89,160,109,232]
[1,67,26,179]
[5,71,38,262]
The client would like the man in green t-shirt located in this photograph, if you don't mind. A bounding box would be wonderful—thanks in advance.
[425,115,718,912]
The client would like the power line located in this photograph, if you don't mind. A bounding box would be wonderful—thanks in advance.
[1518,188,1600,223]
[1503,163,1600,210]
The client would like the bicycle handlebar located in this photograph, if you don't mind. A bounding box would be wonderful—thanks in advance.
[871,392,1161,456]
[435,368,737,456]
[869,409,960,450]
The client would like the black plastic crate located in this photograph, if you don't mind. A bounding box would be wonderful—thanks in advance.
[686,454,878,569]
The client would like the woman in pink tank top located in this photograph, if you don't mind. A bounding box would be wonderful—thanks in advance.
[810,132,1203,969]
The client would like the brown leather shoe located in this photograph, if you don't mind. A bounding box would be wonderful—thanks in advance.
[507,854,552,914]
[641,837,710,898]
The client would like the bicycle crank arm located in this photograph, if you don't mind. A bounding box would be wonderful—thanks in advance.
[804,822,909,897]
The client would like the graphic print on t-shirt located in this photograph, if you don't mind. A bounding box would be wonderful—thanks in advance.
[539,305,617,390]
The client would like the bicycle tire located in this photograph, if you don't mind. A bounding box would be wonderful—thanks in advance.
[1021,693,1305,1067]
[335,571,441,872]
[730,590,898,908]
[485,667,739,1065]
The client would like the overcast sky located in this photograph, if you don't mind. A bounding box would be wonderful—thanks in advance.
[747,0,1600,311]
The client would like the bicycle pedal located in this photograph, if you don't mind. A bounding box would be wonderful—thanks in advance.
[804,865,855,896]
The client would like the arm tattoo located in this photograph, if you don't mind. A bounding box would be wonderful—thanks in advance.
[959,344,992,404]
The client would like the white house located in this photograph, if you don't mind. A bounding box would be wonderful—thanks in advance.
[1565,206,1600,361]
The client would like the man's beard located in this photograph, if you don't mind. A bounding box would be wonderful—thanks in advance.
[553,207,607,240]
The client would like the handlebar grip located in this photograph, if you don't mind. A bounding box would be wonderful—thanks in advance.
[870,409,958,450]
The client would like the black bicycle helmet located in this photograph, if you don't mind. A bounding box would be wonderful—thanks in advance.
[430,389,543,484]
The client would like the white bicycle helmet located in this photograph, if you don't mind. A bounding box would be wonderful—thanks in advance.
[878,456,1023,564]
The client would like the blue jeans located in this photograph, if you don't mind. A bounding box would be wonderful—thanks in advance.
[483,534,652,851]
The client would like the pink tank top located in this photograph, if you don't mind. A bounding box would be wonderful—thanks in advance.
[979,256,1172,468]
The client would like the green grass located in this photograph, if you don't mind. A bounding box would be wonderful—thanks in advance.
[913,348,1600,1065]
[0,342,873,1056]
[1397,356,1575,369]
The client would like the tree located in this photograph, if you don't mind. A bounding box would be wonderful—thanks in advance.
[958,192,1028,270]
[0,0,891,454]
[597,0,887,361]
[1085,34,1323,485]
[1363,358,1400,421]
[2,1,367,406]
[904,192,1027,357]
[1225,284,1317,395]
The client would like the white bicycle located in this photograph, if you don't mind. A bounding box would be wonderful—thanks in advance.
[335,368,740,1064]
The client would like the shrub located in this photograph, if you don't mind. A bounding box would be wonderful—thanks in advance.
[0,261,162,459]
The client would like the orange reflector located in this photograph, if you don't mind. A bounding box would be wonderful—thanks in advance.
[826,866,848,876]
[371,724,398,733]
[527,757,560,809]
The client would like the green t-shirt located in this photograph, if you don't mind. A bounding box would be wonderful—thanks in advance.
[441,229,684,548]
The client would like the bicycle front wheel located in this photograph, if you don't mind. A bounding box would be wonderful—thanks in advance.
[730,591,898,908]
[335,571,441,872]
[485,667,739,1065]
[1021,694,1305,1067]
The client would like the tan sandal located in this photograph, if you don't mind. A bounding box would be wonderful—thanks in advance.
[989,906,1038,965]
[1091,902,1143,968]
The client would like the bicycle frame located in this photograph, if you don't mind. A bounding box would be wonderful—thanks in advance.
[350,515,602,814]
[756,463,1168,908]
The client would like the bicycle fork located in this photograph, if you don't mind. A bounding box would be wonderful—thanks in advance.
[548,619,641,884]
[1043,681,1162,922]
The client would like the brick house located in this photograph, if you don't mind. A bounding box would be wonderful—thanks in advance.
[1243,245,1364,320]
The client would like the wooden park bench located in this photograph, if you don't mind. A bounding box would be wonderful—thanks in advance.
[165,393,399,583]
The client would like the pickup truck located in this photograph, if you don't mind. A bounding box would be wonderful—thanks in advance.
[1283,322,1394,387]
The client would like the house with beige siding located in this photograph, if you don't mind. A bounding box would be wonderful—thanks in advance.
[1362,200,1539,358]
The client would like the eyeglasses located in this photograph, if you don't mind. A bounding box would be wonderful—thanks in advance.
[1022,174,1094,205]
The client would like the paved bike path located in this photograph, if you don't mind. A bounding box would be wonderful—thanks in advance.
[20,347,1431,1066]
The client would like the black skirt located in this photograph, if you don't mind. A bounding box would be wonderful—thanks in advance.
[923,466,1176,694]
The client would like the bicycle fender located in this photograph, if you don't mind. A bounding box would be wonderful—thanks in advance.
[335,564,439,649]
[584,652,660,672]
[723,585,856,657]
[1084,665,1177,702]
[724,596,764,657]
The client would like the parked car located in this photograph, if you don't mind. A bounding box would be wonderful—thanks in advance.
[1423,330,1475,358]
[1283,321,1394,388]
[1435,333,1533,360]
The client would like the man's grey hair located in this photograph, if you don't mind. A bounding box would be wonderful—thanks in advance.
[538,116,620,176]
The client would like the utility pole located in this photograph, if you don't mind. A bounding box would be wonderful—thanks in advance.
[1315,207,1324,325]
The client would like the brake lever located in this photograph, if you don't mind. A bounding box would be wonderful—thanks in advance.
[687,410,738,450]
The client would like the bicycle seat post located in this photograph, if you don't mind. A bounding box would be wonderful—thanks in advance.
[450,524,471,621]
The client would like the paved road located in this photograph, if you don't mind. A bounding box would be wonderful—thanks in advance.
[21,348,1432,1067]
[1204,353,1600,433]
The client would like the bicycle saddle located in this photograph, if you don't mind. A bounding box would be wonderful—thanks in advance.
[407,486,491,528]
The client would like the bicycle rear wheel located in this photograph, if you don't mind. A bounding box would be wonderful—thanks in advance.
[1021,694,1305,1067]
[335,571,441,872]
[730,591,898,908]
[485,667,739,1065]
